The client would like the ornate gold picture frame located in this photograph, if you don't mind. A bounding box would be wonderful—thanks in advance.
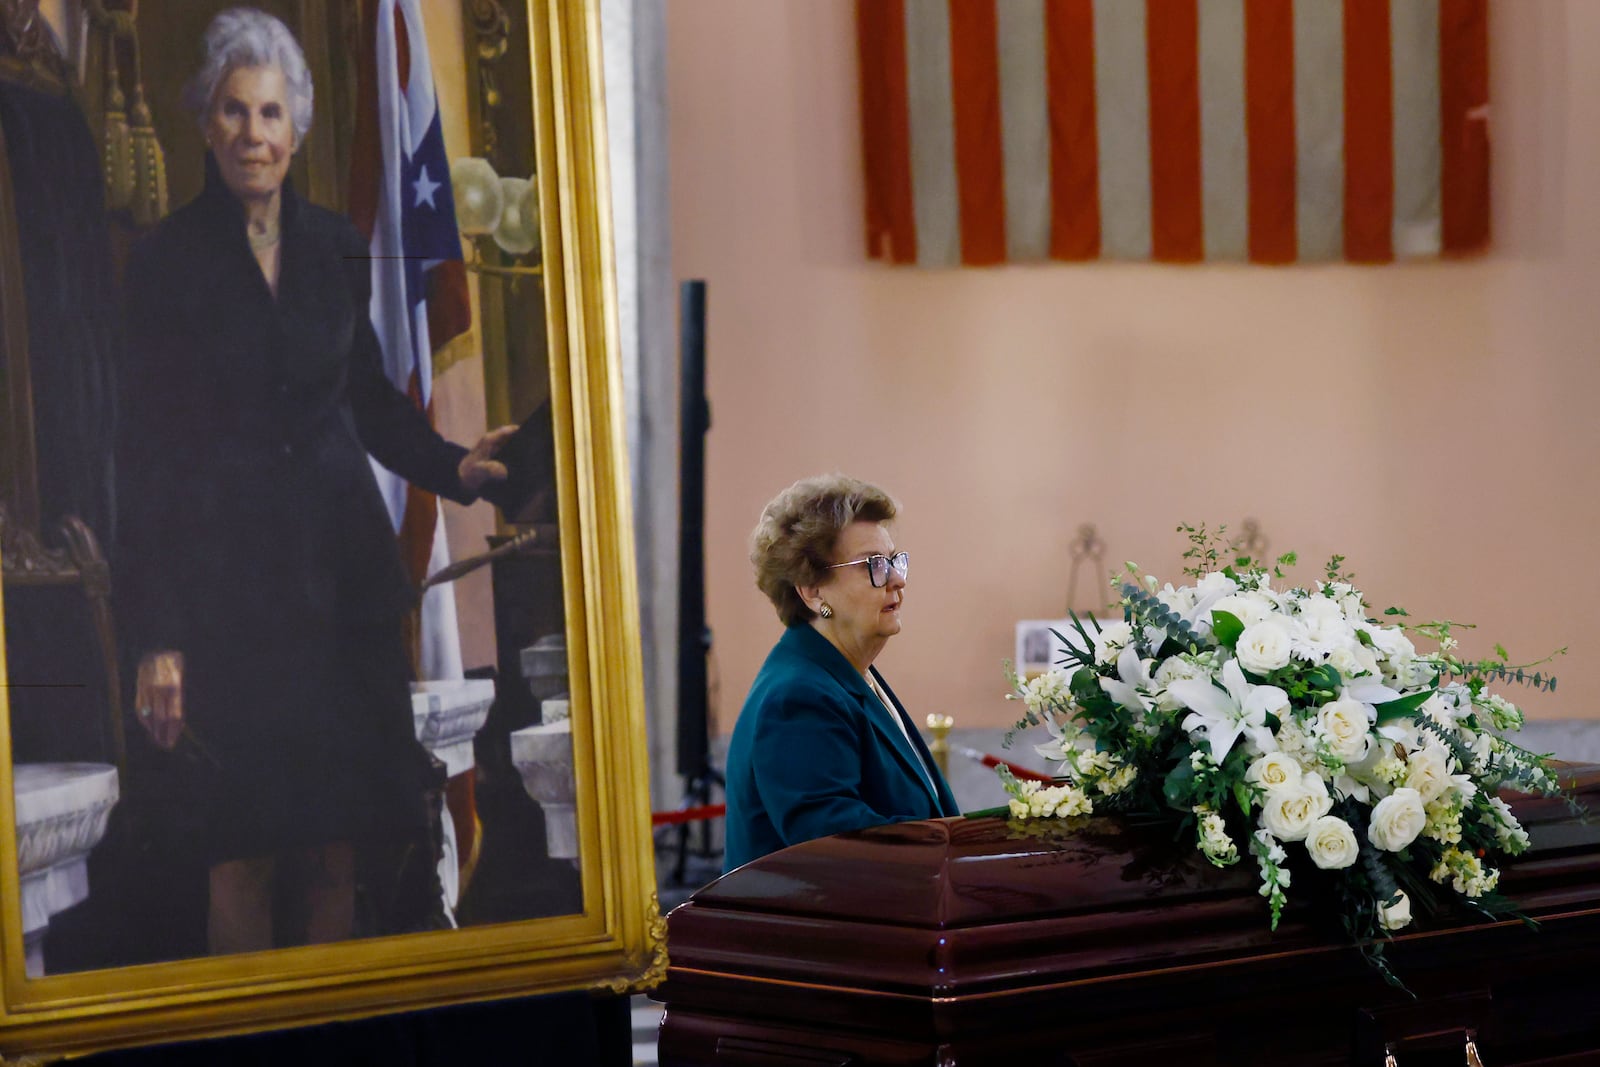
[0,0,657,1057]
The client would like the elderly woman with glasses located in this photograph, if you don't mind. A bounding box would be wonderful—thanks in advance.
[722,474,960,872]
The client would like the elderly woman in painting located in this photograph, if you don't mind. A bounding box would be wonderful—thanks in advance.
[117,8,516,954]
[722,475,961,873]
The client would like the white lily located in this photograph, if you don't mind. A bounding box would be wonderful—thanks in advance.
[1169,659,1287,762]
[1342,677,1403,708]
[1033,716,1079,764]
[1100,646,1155,714]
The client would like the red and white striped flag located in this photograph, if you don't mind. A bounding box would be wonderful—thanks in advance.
[858,0,1488,265]
[350,0,473,679]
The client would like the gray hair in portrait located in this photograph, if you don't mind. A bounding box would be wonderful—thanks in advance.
[750,473,898,627]
[181,7,315,142]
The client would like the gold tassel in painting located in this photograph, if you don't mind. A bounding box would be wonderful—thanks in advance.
[127,83,166,226]
[124,4,165,226]
[99,40,132,212]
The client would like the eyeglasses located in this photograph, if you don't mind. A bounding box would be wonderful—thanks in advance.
[826,550,909,588]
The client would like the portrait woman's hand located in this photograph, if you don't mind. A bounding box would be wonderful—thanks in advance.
[458,424,518,492]
[134,650,185,749]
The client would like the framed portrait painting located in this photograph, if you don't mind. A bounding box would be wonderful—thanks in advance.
[0,0,657,1057]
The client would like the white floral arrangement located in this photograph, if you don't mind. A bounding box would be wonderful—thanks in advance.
[998,525,1569,985]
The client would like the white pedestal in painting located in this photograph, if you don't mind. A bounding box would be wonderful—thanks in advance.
[13,762,119,978]
[511,716,577,863]
[411,678,495,919]
[410,678,495,778]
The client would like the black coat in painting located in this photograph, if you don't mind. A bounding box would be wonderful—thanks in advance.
[116,158,480,865]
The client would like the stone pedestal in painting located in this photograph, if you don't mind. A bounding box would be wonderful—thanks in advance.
[659,766,1600,1066]
[510,713,576,864]
[13,762,118,978]
[411,679,494,910]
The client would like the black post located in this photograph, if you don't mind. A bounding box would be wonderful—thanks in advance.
[673,280,721,883]
[676,279,710,781]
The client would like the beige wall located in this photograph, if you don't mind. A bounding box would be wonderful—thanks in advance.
[668,0,1600,734]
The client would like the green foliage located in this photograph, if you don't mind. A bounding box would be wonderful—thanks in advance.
[1210,609,1245,649]
[1325,554,1355,585]
[1177,522,1229,579]
[1121,584,1209,652]
[1373,689,1436,725]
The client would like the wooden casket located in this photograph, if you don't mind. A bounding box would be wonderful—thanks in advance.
[657,766,1600,1066]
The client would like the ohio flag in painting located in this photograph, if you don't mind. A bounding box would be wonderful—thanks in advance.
[858,0,1489,265]
[351,0,472,679]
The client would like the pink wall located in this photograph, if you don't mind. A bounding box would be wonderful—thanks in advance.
[668,0,1600,734]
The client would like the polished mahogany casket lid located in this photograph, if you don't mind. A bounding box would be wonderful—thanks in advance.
[658,766,1600,1066]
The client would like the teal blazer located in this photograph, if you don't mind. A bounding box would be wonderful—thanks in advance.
[723,624,961,872]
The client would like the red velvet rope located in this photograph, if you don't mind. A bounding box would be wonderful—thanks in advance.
[651,803,727,827]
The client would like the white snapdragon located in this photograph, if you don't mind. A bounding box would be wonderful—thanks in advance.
[1423,796,1464,845]
[1484,795,1531,853]
[1251,829,1292,925]
[1194,806,1239,867]
[1479,692,1524,732]
[1305,814,1360,870]
[1018,668,1072,717]
[1095,762,1139,796]
[1368,788,1427,851]
[1430,847,1500,898]
[1368,751,1408,786]
[1006,779,1093,819]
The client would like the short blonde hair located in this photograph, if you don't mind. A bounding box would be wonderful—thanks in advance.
[751,474,897,627]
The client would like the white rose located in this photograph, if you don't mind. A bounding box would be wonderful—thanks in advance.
[1210,595,1271,628]
[1305,815,1360,870]
[1404,745,1453,802]
[1194,572,1238,597]
[1246,752,1303,790]
[1260,772,1333,842]
[1368,788,1427,851]
[1328,644,1380,682]
[1092,621,1134,666]
[1156,582,1198,614]
[1297,599,1354,647]
[1377,889,1413,931]
[1316,698,1373,762]
[1366,626,1415,660]
[1236,621,1293,675]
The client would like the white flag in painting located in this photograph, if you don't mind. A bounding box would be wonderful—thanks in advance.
[354,0,474,680]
